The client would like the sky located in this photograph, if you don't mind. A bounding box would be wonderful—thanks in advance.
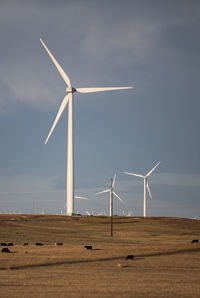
[0,0,200,218]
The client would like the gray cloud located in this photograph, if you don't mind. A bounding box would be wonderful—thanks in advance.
[1,1,199,110]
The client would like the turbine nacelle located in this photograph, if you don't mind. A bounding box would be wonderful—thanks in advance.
[66,87,76,93]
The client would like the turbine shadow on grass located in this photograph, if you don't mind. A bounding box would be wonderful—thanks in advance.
[0,247,199,271]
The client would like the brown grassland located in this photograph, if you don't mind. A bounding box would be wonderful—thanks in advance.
[0,214,200,297]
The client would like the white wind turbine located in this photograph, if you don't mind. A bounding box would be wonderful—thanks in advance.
[96,174,123,217]
[123,162,160,217]
[40,39,132,216]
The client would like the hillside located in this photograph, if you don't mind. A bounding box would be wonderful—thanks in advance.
[0,215,200,297]
[0,214,199,245]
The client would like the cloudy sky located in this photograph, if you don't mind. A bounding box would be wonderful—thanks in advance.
[0,0,200,218]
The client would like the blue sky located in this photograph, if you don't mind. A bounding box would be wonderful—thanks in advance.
[0,0,200,218]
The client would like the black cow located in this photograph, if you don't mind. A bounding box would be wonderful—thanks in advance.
[1,243,7,246]
[36,242,44,246]
[84,245,93,250]
[7,243,14,246]
[24,242,28,246]
[126,255,134,260]
[192,239,199,246]
[1,247,10,253]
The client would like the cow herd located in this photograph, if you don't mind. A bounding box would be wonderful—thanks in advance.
[0,242,64,253]
[1,242,64,247]
[1,240,199,255]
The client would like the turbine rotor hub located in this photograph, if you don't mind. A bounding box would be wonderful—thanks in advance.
[66,87,76,93]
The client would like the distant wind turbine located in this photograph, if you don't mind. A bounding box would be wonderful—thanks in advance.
[96,174,123,217]
[85,210,94,216]
[122,210,132,217]
[123,162,160,217]
[127,210,132,217]
[96,174,123,236]
[40,39,133,216]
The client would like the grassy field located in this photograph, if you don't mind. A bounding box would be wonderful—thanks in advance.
[0,214,200,297]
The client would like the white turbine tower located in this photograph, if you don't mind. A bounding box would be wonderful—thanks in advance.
[123,162,160,217]
[40,39,132,216]
[96,174,123,217]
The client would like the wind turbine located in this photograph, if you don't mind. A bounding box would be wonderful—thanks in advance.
[40,39,133,216]
[96,174,123,217]
[96,174,123,236]
[85,210,94,216]
[123,162,160,217]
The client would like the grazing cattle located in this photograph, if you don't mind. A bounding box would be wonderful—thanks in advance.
[84,245,93,250]
[192,239,199,245]
[35,242,44,246]
[1,247,10,253]
[1,243,7,246]
[126,255,134,260]
[24,242,28,246]
[54,243,63,246]
[7,243,14,246]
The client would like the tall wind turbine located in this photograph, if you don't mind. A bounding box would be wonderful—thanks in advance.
[96,174,123,217]
[123,162,160,217]
[40,39,133,215]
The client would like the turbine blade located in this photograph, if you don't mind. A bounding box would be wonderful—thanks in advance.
[76,87,133,93]
[40,38,71,87]
[146,161,160,177]
[146,181,152,199]
[112,174,116,188]
[74,195,88,200]
[44,94,70,144]
[113,191,124,202]
[96,189,110,195]
[123,172,144,179]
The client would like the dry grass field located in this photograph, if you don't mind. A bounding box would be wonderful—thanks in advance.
[0,214,200,297]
